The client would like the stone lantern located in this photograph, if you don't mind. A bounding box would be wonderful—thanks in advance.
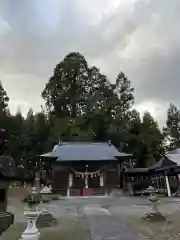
[143,186,165,222]
[20,189,41,240]
[36,186,57,228]
[40,186,52,202]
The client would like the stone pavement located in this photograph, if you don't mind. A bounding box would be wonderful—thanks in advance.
[84,206,138,240]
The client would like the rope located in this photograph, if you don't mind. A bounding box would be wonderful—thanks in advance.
[70,167,104,177]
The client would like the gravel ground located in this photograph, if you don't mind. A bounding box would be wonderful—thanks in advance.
[108,197,180,240]
[1,217,91,240]
[4,194,180,240]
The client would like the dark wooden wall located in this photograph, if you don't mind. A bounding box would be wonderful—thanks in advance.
[106,164,119,188]
[52,165,68,194]
[51,162,120,194]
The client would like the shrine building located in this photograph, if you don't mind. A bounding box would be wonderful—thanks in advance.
[40,141,132,196]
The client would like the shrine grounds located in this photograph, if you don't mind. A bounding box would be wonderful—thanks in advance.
[2,188,180,240]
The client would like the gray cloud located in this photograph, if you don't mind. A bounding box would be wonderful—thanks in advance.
[0,0,179,123]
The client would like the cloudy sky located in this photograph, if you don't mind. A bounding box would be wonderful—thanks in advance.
[0,0,179,126]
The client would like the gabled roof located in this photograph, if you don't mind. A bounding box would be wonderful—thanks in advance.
[126,148,180,175]
[148,156,176,171]
[166,153,180,166]
[126,155,177,174]
[168,148,180,154]
[40,141,132,162]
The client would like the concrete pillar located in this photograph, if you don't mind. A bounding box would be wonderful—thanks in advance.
[104,167,107,196]
[165,175,171,197]
[67,173,73,197]
[67,188,70,197]
[100,173,104,187]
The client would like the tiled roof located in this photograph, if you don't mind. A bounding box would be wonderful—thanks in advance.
[40,142,132,162]
[166,153,180,166]
[168,148,180,154]
[148,156,176,170]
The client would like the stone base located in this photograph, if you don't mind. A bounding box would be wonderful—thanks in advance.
[109,189,124,197]
[143,212,166,222]
[41,197,51,203]
[51,195,59,201]
[20,230,40,240]
[36,210,57,228]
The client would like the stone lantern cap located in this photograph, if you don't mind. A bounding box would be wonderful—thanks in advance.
[145,186,155,193]
[40,186,51,194]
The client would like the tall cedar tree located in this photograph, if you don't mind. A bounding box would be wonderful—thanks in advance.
[0,52,167,170]
[164,103,180,149]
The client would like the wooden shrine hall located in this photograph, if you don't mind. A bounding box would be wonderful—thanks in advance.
[40,141,132,196]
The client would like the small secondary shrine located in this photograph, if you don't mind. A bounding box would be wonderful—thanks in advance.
[125,149,180,196]
[40,141,132,196]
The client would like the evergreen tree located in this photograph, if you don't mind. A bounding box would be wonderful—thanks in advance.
[163,103,180,149]
[0,81,10,128]
[0,81,9,113]
[107,72,135,148]
[0,52,167,171]
[8,109,25,163]
[33,112,50,153]
[140,112,164,166]
[113,72,134,117]
[42,52,89,117]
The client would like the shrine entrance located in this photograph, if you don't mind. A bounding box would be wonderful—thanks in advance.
[69,165,105,196]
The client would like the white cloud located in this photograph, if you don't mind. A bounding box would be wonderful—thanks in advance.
[0,0,179,122]
[135,99,169,127]
[0,17,10,35]
[9,99,32,116]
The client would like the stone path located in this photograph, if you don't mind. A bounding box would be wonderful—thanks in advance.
[84,206,138,240]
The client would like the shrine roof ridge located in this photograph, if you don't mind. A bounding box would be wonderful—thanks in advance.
[40,141,132,162]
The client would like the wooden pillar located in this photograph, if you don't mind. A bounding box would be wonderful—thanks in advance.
[156,175,159,190]
[117,163,121,188]
[122,163,127,191]
[177,173,180,182]
[159,175,162,189]
[129,158,133,169]
[165,174,171,197]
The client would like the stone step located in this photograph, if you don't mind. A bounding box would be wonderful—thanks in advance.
[0,212,14,236]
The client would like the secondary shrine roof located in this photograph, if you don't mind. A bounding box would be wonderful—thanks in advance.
[40,141,132,162]
[166,153,180,165]
[148,156,177,171]
[126,149,180,174]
